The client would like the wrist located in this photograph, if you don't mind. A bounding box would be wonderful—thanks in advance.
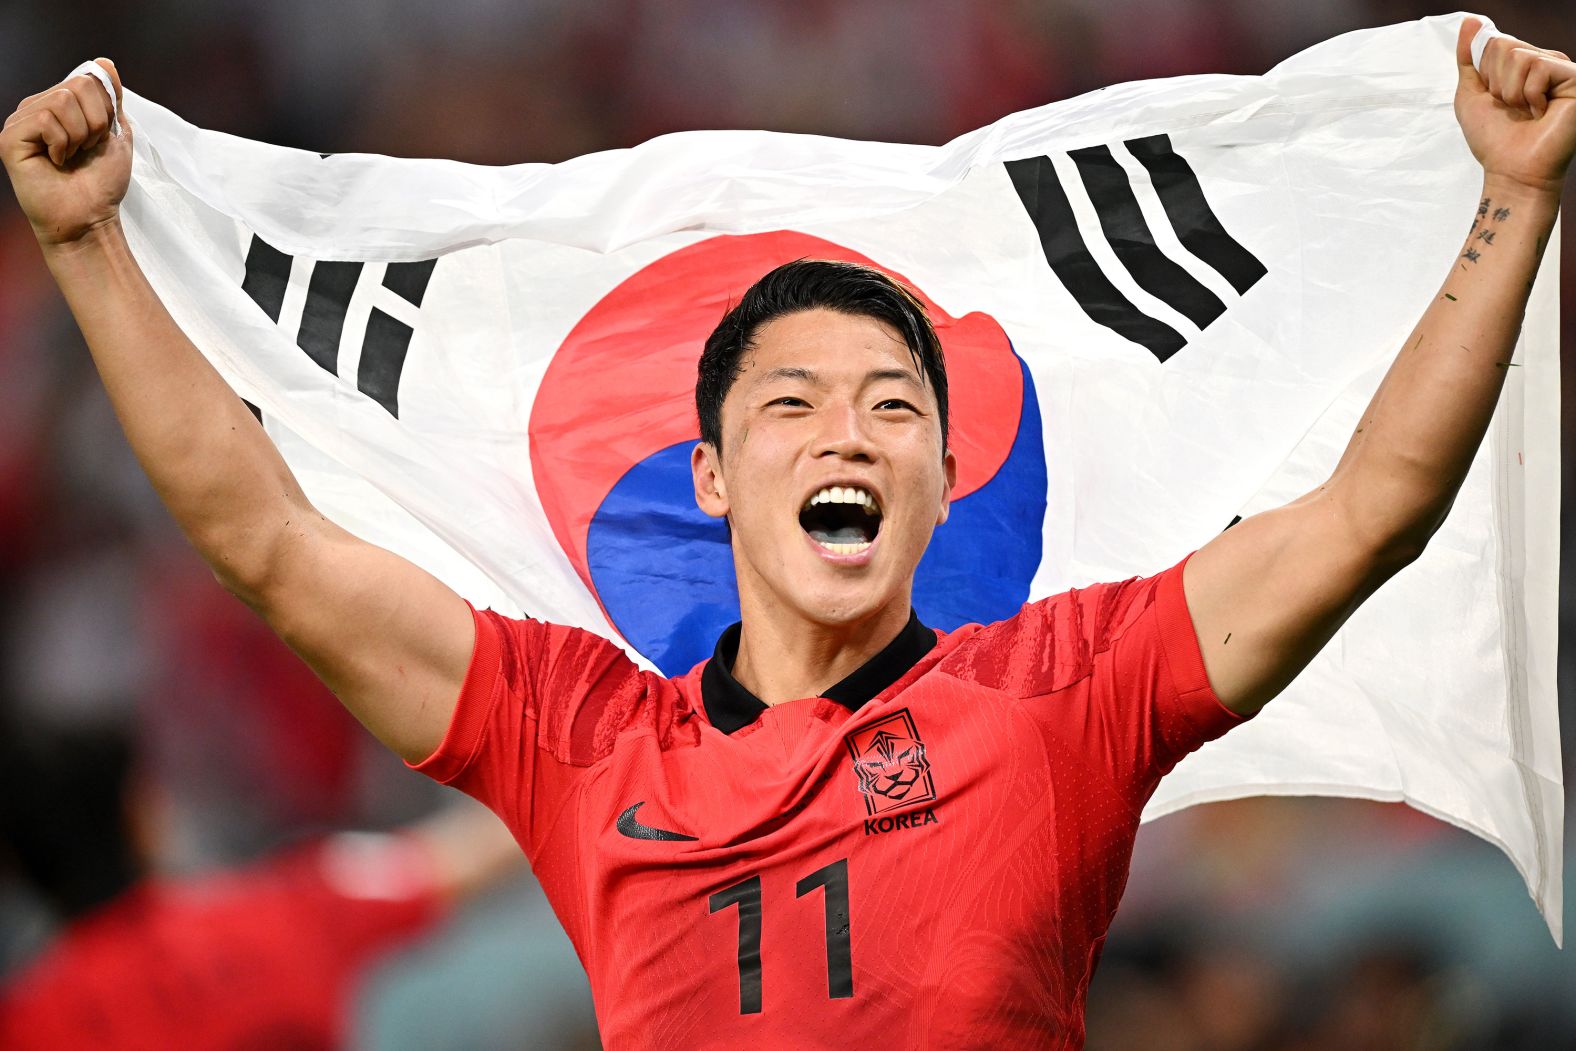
[1479,171,1565,212]
[37,214,126,260]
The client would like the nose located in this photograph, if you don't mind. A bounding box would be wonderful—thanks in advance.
[811,402,875,462]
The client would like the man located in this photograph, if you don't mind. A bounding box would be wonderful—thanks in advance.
[3,16,1572,1049]
[0,722,529,1051]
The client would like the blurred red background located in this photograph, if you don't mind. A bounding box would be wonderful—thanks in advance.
[0,2,1570,1048]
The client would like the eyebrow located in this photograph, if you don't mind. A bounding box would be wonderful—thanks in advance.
[761,366,819,384]
[758,366,925,388]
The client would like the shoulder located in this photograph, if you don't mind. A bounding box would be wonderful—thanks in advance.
[935,570,1167,697]
[472,607,696,766]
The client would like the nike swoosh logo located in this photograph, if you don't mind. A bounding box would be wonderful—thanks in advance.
[616,802,698,842]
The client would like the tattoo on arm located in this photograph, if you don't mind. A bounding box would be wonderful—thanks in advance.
[1470,197,1490,234]
[1460,199,1520,266]
[1461,198,1508,264]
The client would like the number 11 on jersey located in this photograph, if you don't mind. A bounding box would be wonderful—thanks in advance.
[708,858,853,1014]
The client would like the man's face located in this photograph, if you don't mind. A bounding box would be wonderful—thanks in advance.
[691,308,956,627]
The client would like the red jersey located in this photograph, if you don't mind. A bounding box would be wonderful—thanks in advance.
[0,835,442,1051]
[412,554,1244,1049]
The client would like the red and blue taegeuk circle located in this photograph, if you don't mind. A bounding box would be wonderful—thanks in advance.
[528,231,1046,675]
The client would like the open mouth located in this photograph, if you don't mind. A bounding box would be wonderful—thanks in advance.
[798,486,883,555]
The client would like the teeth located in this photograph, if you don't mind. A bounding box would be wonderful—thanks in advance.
[816,539,872,555]
[805,486,879,511]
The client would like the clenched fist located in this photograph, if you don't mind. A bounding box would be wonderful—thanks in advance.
[1457,17,1576,197]
[1,58,130,248]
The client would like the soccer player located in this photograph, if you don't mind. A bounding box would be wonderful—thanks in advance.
[0,723,530,1050]
[2,17,1571,1049]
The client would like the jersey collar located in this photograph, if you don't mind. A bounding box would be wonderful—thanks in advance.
[700,610,937,734]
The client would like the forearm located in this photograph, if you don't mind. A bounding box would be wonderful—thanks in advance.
[7,59,475,762]
[1325,174,1559,556]
[43,220,313,596]
[406,802,526,903]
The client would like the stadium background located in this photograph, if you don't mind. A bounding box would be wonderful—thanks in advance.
[0,1,1571,1047]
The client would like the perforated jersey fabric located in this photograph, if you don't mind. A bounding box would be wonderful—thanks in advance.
[410,553,1243,1049]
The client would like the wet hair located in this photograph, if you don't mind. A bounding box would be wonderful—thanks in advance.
[695,259,949,454]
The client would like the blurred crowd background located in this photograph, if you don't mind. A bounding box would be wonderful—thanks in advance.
[1,1,1572,1049]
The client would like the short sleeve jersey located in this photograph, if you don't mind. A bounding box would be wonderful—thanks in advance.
[0,835,443,1051]
[411,554,1244,1050]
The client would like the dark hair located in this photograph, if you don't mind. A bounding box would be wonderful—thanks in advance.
[695,259,949,454]
[0,722,141,918]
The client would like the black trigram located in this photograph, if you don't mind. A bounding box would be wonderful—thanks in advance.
[1005,133,1266,362]
[239,235,438,418]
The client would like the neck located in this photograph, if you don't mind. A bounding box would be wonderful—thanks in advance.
[730,591,914,706]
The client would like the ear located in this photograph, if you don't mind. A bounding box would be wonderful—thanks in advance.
[935,448,958,526]
[692,441,730,518]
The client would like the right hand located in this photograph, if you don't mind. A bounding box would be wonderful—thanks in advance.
[1,59,130,248]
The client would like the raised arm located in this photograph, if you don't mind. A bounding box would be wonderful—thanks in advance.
[1,61,473,762]
[1184,18,1575,717]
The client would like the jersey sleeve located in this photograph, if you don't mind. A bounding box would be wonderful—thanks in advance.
[406,604,654,861]
[956,552,1246,807]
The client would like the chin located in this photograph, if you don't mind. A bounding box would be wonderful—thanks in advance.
[733,523,921,630]
[787,579,902,628]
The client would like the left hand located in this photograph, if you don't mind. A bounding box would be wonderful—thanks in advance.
[1455,17,1576,197]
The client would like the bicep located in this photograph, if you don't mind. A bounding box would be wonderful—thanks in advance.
[1183,491,1400,717]
[250,514,475,763]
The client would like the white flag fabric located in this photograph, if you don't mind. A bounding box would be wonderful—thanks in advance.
[112,12,1561,939]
